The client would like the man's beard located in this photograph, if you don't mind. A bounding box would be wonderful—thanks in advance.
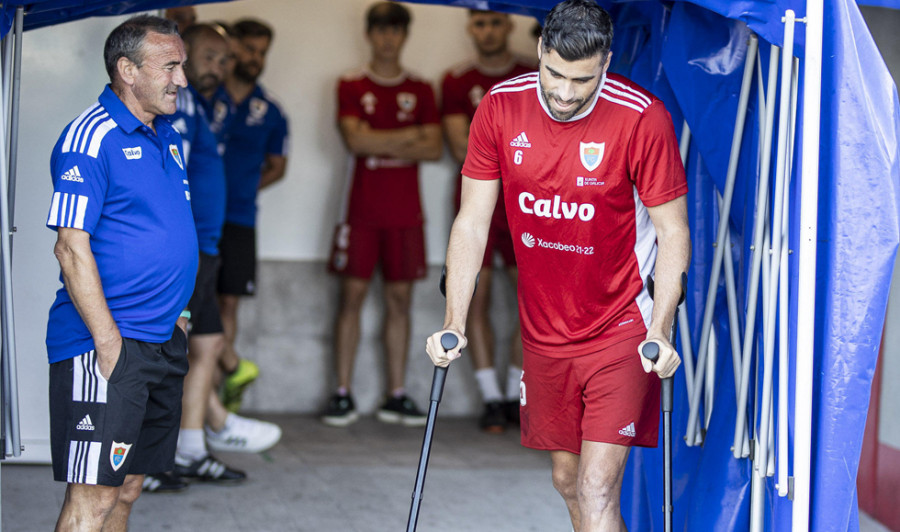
[233,61,261,83]
[539,78,601,121]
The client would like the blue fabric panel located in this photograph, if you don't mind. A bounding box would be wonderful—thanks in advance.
[778,1,899,531]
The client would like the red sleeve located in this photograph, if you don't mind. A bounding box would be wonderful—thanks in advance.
[337,78,361,120]
[441,73,468,116]
[461,90,500,181]
[416,81,441,126]
[628,100,688,206]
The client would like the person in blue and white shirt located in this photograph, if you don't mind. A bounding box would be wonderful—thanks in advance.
[46,15,197,531]
[213,18,290,412]
[140,23,281,494]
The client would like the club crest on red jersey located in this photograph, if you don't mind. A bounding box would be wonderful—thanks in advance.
[110,441,132,471]
[580,142,605,172]
[397,92,417,113]
[361,92,377,115]
[468,85,485,108]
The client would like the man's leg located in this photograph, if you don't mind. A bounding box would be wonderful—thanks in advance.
[383,280,412,393]
[577,441,631,531]
[335,276,371,390]
[218,294,241,374]
[56,483,121,532]
[466,268,508,432]
[466,267,495,374]
[182,334,223,435]
[550,450,582,531]
[503,266,524,424]
[100,474,143,532]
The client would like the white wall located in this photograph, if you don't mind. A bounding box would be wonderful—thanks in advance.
[197,0,540,262]
[9,1,539,461]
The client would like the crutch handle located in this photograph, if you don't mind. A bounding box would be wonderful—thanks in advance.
[641,341,674,413]
[641,341,660,363]
[440,333,458,351]
[429,334,458,403]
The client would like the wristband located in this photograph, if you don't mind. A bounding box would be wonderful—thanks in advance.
[179,310,191,320]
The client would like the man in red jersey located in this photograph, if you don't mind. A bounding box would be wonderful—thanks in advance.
[427,1,690,530]
[323,2,442,427]
[441,10,535,433]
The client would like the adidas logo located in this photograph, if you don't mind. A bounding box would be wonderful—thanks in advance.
[76,414,95,431]
[60,165,83,183]
[509,132,532,148]
[618,422,636,438]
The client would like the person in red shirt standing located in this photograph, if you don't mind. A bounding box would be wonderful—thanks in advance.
[441,10,535,433]
[323,2,442,427]
[427,1,690,529]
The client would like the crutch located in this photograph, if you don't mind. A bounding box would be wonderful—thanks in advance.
[641,272,687,532]
[406,267,474,532]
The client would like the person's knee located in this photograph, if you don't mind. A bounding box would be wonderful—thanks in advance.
[552,465,578,502]
[219,295,238,315]
[384,284,412,315]
[339,279,369,312]
[62,483,120,520]
[117,476,143,506]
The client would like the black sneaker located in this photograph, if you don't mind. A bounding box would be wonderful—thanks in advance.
[377,395,427,427]
[142,471,188,493]
[479,401,507,433]
[321,393,359,427]
[174,454,246,484]
[505,400,520,426]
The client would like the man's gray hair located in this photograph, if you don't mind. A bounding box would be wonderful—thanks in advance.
[104,15,179,82]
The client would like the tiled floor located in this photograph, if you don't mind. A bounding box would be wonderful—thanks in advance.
[1,414,568,532]
[1,414,892,531]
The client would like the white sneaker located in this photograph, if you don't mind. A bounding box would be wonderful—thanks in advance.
[205,414,282,453]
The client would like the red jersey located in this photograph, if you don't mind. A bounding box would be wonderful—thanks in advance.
[338,68,440,228]
[463,72,688,358]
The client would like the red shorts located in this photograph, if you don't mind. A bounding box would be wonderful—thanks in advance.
[328,223,427,282]
[519,334,660,453]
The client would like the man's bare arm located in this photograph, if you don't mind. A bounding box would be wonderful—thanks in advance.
[641,195,691,378]
[339,117,442,161]
[426,176,499,367]
[258,154,287,190]
[54,227,121,379]
[442,113,470,165]
[388,123,443,161]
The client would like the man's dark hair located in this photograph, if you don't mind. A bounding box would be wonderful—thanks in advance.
[541,0,613,61]
[232,18,274,41]
[181,23,227,50]
[103,15,179,82]
[366,2,411,33]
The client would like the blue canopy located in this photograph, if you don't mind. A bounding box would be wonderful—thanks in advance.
[1,1,897,531]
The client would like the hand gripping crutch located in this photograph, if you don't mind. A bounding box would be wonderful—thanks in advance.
[641,272,687,532]
[406,267,475,532]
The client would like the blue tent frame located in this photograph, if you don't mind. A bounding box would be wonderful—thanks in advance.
[0,1,897,531]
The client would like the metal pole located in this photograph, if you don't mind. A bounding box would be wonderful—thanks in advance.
[718,192,742,407]
[7,7,23,227]
[794,1,823,524]
[677,122,697,417]
[733,43,780,459]
[776,56,800,498]
[687,34,758,446]
[0,23,20,459]
[757,10,797,477]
